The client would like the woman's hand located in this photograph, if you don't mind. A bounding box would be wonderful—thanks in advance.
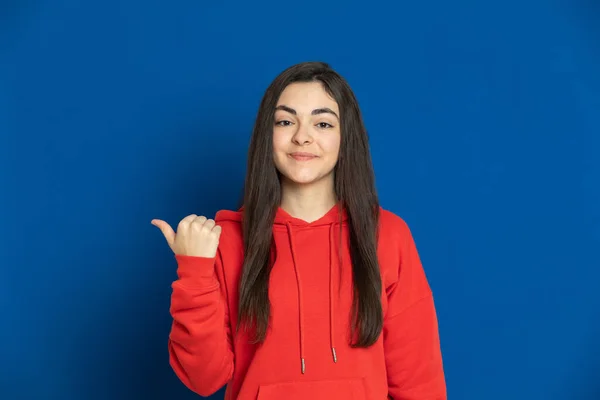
[151,215,221,258]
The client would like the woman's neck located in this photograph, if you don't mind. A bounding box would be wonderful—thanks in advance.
[280,178,337,223]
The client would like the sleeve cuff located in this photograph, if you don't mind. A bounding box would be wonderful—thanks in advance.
[174,254,218,285]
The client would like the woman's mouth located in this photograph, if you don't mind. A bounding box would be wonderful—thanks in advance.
[289,152,318,161]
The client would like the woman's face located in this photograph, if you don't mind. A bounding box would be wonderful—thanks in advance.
[273,81,341,187]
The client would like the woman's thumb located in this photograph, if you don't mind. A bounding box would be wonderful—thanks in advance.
[151,219,176,247]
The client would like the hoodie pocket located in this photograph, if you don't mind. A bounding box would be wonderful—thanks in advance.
[256,378,366,400]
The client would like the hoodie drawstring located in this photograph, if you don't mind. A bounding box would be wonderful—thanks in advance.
[329,223,338,364]
[285,222,306,374]
[285,222,338,375]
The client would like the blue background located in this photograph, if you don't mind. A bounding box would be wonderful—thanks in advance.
[1,1,599,399]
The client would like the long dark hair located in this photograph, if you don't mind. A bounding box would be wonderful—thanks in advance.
[238,61,382,347]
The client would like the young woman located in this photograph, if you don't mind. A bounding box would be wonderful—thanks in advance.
[152,62,447,399]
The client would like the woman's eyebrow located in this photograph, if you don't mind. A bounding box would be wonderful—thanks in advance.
[275,105,339,120]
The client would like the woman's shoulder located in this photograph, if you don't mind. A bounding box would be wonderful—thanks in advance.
[215,206,243,228]
[377,206,421,270]
[214,208,244,257]
[378,206,412,240]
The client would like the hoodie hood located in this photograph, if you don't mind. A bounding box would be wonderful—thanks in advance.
[215,204,347,374]
[215,202,348,226]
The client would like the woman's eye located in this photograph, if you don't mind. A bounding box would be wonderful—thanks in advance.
[317,122,333,129]
[275,120,292,126]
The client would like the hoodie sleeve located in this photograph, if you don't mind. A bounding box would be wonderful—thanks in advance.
[168,250,234,397]
[384,220,447,400]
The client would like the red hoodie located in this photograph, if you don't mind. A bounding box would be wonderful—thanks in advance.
[168,205,446,399]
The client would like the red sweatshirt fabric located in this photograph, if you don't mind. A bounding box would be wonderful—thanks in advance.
[168,205,446,399]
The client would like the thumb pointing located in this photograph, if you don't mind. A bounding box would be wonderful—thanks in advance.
[151,219,176,247]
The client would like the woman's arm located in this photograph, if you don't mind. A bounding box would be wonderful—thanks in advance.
[168,251,234,397]
[384,220,447,400]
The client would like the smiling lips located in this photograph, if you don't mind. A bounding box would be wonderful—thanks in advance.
[289,152,318,161]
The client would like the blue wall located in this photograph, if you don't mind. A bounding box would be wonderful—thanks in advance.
[1,1,599,399]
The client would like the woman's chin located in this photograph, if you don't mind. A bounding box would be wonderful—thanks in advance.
[285,176,318,185]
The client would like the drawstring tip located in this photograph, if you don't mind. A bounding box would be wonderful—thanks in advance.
[332,347,338,363]
[301,358,306,374]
